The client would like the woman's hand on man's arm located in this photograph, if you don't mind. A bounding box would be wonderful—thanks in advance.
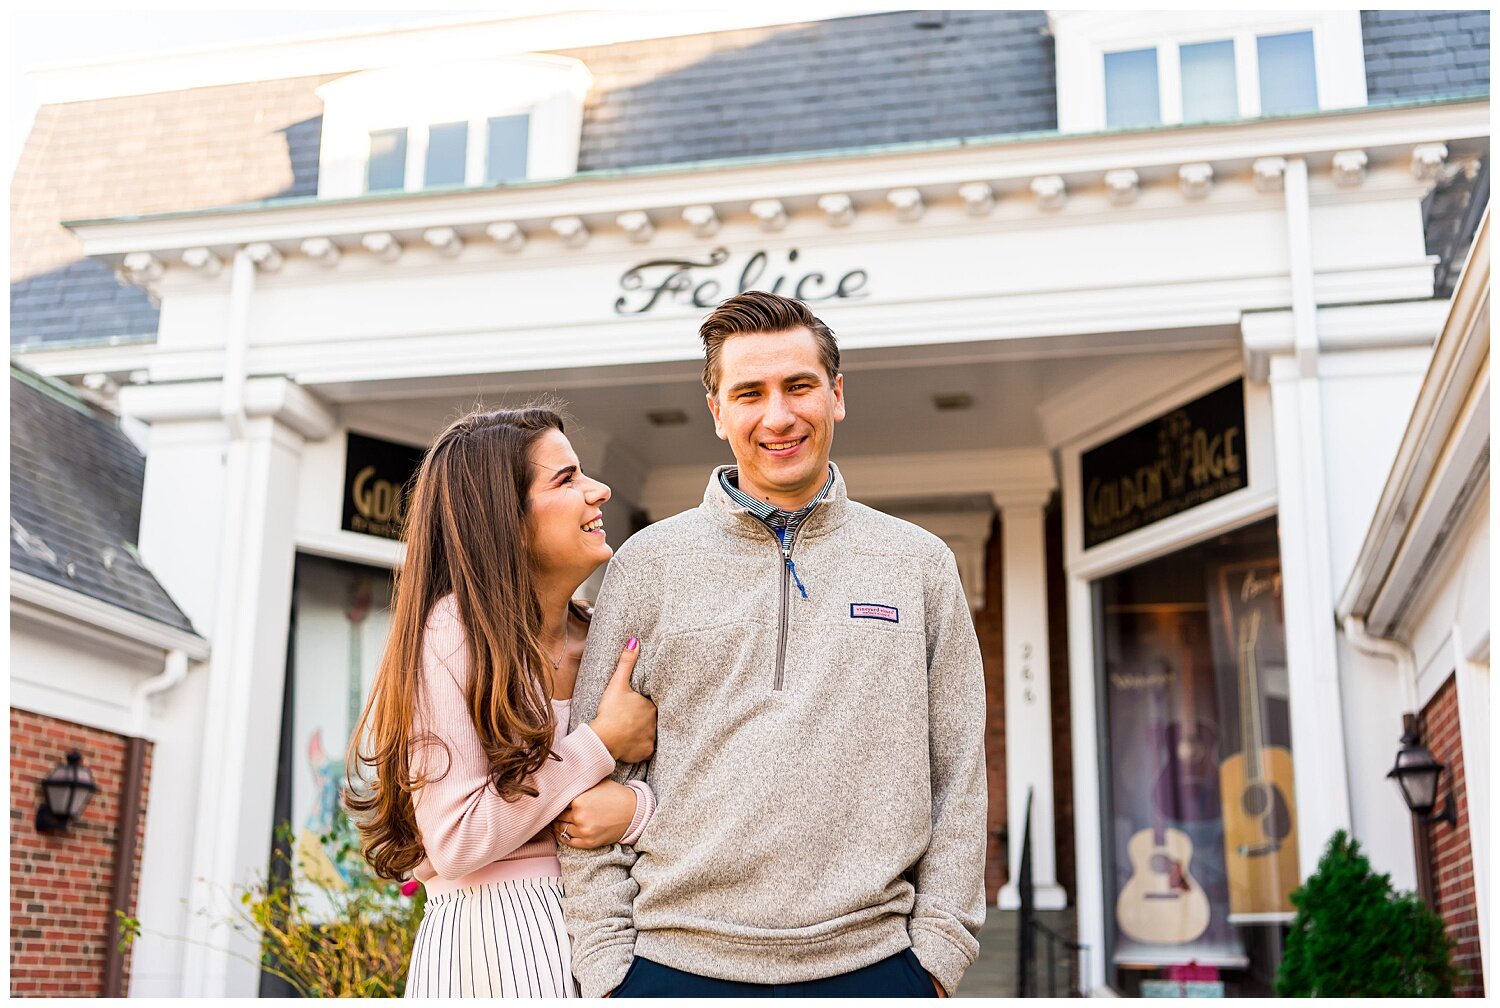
[553,779,639,849]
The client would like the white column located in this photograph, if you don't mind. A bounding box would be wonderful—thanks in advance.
[120,377,334,996]
[1268,157,1352,875]
[997,496,1068,910]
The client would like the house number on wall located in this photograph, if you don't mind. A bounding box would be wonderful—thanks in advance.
[1021,642,1035,703]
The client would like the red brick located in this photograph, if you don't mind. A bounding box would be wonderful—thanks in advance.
[10,709,153,996]
[1418,678,1484,997]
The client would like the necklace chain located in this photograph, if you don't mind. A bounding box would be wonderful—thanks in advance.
[549,615,571,671]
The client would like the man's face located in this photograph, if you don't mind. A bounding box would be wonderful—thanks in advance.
[706,326,845,510]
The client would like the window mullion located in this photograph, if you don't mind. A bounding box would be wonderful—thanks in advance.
[465,117,485,187]
[1159,40,1184,125]
[1236,30,1261,118]
[407,123,428,192]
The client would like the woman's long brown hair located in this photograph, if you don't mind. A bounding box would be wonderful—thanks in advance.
[345,405,584,881]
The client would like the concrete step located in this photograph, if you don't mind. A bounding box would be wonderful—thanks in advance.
[958,908,1081,998]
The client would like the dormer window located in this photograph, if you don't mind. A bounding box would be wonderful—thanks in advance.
[317,56,591,199]
[1053,12,1365,134]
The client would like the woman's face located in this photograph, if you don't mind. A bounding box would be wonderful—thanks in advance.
[525,429,613,579]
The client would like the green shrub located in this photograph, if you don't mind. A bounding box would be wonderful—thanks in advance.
[1276,830,1455,997]
[120,814,424,997]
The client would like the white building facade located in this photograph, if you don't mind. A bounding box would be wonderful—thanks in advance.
[11,10,1489,997]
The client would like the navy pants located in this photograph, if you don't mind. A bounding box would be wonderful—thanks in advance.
[611,948,939,998]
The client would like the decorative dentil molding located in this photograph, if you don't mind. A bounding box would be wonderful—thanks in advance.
[244,241,283,272]
[1103,169,1139,205]
[551,216,590,247]
[1031,175,1066,210]
[485,221,526,252]
[1253,156,1287,192]
[180,247,222,276]
[748,199,788,231]
[423,226,464,257]
[958,181,995,215]
[1410,143,1448,181]
[817,193,855,226]
[1332,149,1368,186]
[116,251,163,287]
[887,187,924,221]
[616,210,655,243]
[681,204,720,237]
[299,236,341,267]
[1178,162,1214,200]
[360,231,401,262]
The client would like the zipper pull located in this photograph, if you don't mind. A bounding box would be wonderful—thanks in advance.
[786,558,809,599]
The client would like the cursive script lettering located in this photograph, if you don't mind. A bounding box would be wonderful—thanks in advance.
[615,247,870,315]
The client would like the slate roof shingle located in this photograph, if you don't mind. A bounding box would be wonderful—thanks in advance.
[9,10,1492,351]
[10,365,196,634]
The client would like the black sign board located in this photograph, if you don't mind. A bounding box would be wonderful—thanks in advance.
[341,432,425,541]
[1082,380,1248,549]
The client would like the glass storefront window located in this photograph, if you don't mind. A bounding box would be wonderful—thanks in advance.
[279,553,395,895]
[1095,518,1295,996]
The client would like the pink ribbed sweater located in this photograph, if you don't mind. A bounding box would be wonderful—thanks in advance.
[409,596,622,897]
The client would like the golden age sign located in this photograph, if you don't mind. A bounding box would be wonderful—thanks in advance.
[1082,381,1248,548]
[341,432,425,540]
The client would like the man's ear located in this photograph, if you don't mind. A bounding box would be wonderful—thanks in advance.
[832,373,846,423]
[706,391,728,441]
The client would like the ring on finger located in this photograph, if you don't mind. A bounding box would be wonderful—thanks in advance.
[560,828,572,841]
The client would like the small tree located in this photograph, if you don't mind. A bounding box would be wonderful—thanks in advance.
[1277,829,1455,997]
[119,814,424,997]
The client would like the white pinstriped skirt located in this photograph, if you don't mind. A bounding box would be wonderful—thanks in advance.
[404,876,577,998]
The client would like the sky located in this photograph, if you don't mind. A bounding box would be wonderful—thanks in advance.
[6,4,898,176]
[8,10,475,172]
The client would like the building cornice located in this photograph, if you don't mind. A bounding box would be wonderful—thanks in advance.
[11,570,210,661]
[1337,207,1490,635]
[116,376,336,441]
[68,99,1487,272]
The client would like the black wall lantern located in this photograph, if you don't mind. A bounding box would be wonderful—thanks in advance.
[36,750,98,834]
[1387,726,1458,829]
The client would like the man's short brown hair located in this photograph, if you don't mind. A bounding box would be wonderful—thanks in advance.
[699,290,841,395]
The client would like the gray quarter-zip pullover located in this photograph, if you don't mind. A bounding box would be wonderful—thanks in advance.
[560,464,987,996]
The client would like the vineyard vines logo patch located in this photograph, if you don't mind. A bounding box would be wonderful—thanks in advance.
[850,603,899,623]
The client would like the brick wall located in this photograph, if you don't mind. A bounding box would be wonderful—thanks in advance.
[10,710,152,997]
[1045,502,1075,901]
[976,513,1007,902]
[11,74,335,347]
[1420,676,1485,996]
[976,501,1076,905]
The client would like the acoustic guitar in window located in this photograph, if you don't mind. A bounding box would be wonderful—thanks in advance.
[1116,647,1211,946]
[1218,605,1299,917]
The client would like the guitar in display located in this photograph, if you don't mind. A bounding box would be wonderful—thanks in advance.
[1218,597,1299,918]
[1116,802,1213,946]
[1117,636,1212,947]
[1152,618,1220,824]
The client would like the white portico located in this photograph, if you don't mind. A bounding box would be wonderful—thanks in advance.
[31,94,1486,995]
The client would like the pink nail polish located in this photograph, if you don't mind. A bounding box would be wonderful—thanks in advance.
[400,879,421,897]
[626,637,638,651]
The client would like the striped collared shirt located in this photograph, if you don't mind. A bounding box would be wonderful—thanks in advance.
[718,465,835,553]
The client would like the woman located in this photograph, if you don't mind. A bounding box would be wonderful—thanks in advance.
[346,406,657,997]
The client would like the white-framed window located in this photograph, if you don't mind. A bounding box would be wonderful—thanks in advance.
[316,55,592,199]
[1050,11,1367,134]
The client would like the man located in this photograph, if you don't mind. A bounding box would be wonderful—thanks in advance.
[559,290,986,997]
